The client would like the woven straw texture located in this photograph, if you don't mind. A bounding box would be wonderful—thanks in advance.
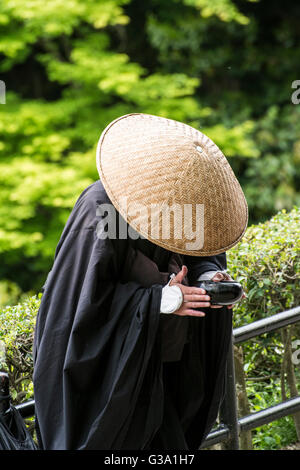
[96,113,248,256]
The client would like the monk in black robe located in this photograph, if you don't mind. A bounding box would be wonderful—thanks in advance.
[33,180,233,450]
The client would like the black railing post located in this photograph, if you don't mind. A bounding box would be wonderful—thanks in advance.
[220,334,240,449]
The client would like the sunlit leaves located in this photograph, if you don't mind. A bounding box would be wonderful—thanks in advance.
[183,0,250,24]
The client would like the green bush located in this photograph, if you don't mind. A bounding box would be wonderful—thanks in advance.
[228,206,300,449]
[228,206,300,327]
[0,294,41,403]
[228,206,300,383]
[247,379,298,450]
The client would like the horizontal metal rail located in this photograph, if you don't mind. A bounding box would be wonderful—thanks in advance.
[10,305,300,450]
[234,306,300,344]
[202,396,300,448]
[16,399,35,419]
[201,305,300,449]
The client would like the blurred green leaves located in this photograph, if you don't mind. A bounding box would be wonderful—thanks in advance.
[183,0,251,24]
[0,0,299,293]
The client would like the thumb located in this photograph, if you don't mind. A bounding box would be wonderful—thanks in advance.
[170,265,188,285]
[212,271,225,282]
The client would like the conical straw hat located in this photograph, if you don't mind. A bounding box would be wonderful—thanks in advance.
[96,113,248,256]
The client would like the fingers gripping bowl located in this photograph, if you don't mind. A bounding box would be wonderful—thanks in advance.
[193,280,244,306]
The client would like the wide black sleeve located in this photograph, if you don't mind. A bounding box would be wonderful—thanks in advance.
[183,253,227,284]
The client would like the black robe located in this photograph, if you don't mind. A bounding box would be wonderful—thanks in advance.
[33,180,232,450]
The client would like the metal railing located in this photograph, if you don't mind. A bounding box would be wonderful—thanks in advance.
[7,306,300,449]
[201,305,300,449]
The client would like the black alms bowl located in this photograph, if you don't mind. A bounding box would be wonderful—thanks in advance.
[194,280,244,306]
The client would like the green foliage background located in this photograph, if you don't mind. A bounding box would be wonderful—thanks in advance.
[228,207,300,449]
[0,0,299,450]
[0,0,299,296]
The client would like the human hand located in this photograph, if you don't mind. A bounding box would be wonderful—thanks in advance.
[169,265,210,317]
